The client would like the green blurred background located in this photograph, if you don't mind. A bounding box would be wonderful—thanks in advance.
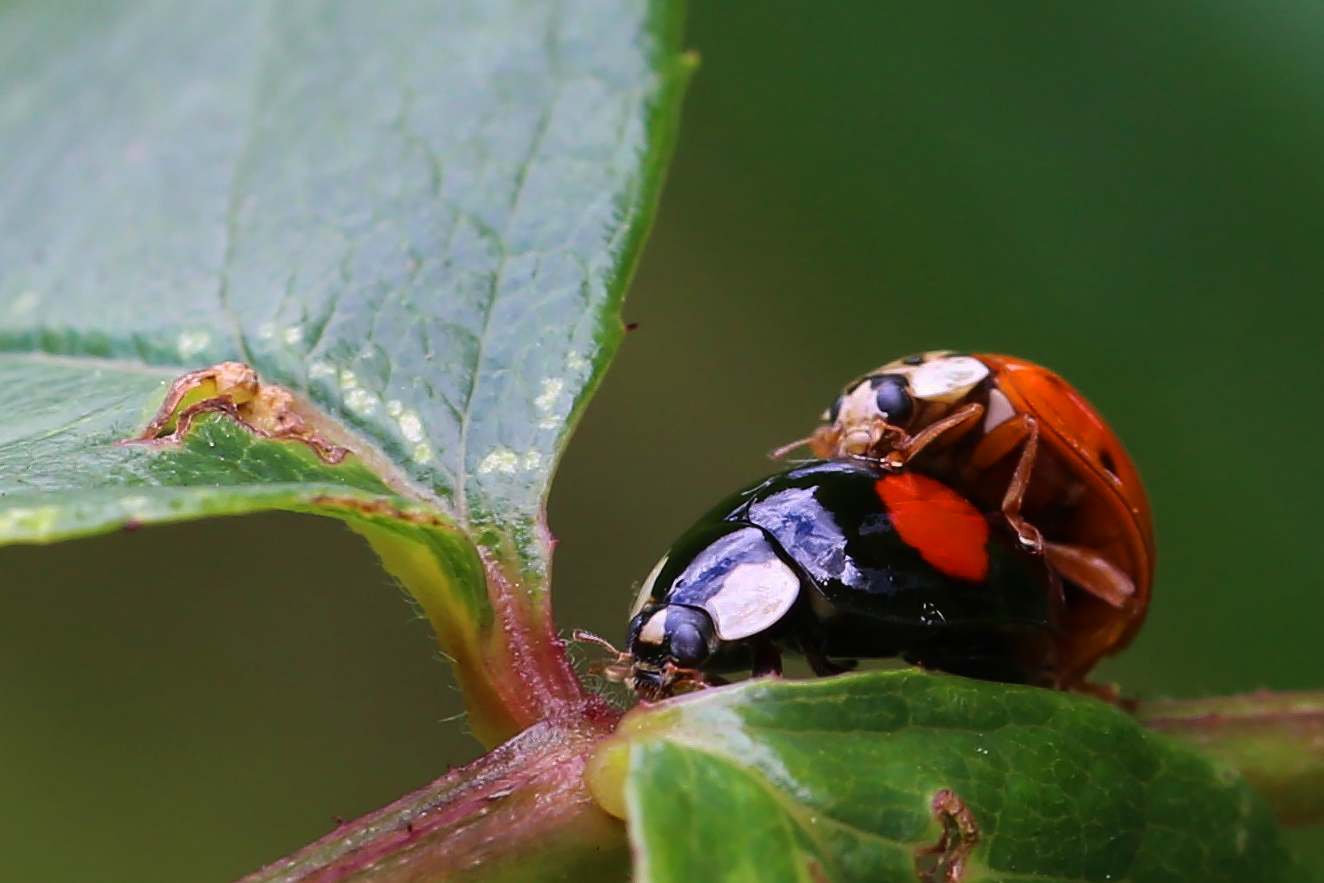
[3,3,1323,879]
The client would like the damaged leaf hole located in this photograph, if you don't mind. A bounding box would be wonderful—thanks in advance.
[120,361,352,464]
[913,789,980,883]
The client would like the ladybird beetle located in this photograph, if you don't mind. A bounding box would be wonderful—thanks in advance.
[617,459,1059,700]
[792,351,1155,690]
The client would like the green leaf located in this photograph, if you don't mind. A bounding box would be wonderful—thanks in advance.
[0,0,686,571]
[589,670,1312,883]
[0,1,689,744]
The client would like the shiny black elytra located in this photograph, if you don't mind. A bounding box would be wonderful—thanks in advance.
[622,459,1059,699]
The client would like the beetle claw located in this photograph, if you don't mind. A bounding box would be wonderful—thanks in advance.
[1000,513,1044,554]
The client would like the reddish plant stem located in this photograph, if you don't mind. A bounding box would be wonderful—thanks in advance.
[477,544,604,733]
[240,712,625,883]
[1138,690,1324,827]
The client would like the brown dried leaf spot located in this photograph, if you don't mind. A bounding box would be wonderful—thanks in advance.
[122,361,350,464]
[913,789,980,883]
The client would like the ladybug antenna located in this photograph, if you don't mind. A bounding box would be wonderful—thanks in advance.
[572,629,633,682]
[572,628,621,654]
[769,433,815,460]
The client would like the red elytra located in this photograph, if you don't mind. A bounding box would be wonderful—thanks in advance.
[874,472,990,584]
[804,350,1155,693]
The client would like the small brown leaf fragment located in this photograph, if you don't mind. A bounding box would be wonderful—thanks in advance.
[121,361,350,464]
[913,788,980,883]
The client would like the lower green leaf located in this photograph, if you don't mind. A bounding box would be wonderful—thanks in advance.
[590,670,1311,883]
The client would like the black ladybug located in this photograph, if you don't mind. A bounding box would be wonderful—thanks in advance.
[622,459,1060,699]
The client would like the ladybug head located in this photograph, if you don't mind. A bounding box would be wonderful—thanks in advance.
[625,603,717,700]
[824,372,916,455]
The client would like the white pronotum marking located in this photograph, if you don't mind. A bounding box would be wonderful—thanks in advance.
[907,355,988,402]
[636,610,669,647]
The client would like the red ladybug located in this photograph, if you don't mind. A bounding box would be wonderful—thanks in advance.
[790,351,1155,692]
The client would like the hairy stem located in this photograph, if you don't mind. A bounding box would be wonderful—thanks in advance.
[241,712,626,883]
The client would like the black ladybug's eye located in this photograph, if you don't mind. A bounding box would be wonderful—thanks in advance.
[666,609,712,667]
[873,377,913,424]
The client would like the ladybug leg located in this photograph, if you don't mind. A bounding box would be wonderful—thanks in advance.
[1042,542,1135,609]
[859,418,904,460]
[750,641,784,678]
[1056,665,1134,707]
[1064,678,1132,707]
[999,417,1043,553]
[660,663,711,694]
[804,646,857,676]
[883,403,985,469]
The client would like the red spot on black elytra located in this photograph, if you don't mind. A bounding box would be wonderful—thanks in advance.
[875,473,989,583]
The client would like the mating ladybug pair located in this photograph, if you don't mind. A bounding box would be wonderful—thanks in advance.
[606,351,1155,701]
